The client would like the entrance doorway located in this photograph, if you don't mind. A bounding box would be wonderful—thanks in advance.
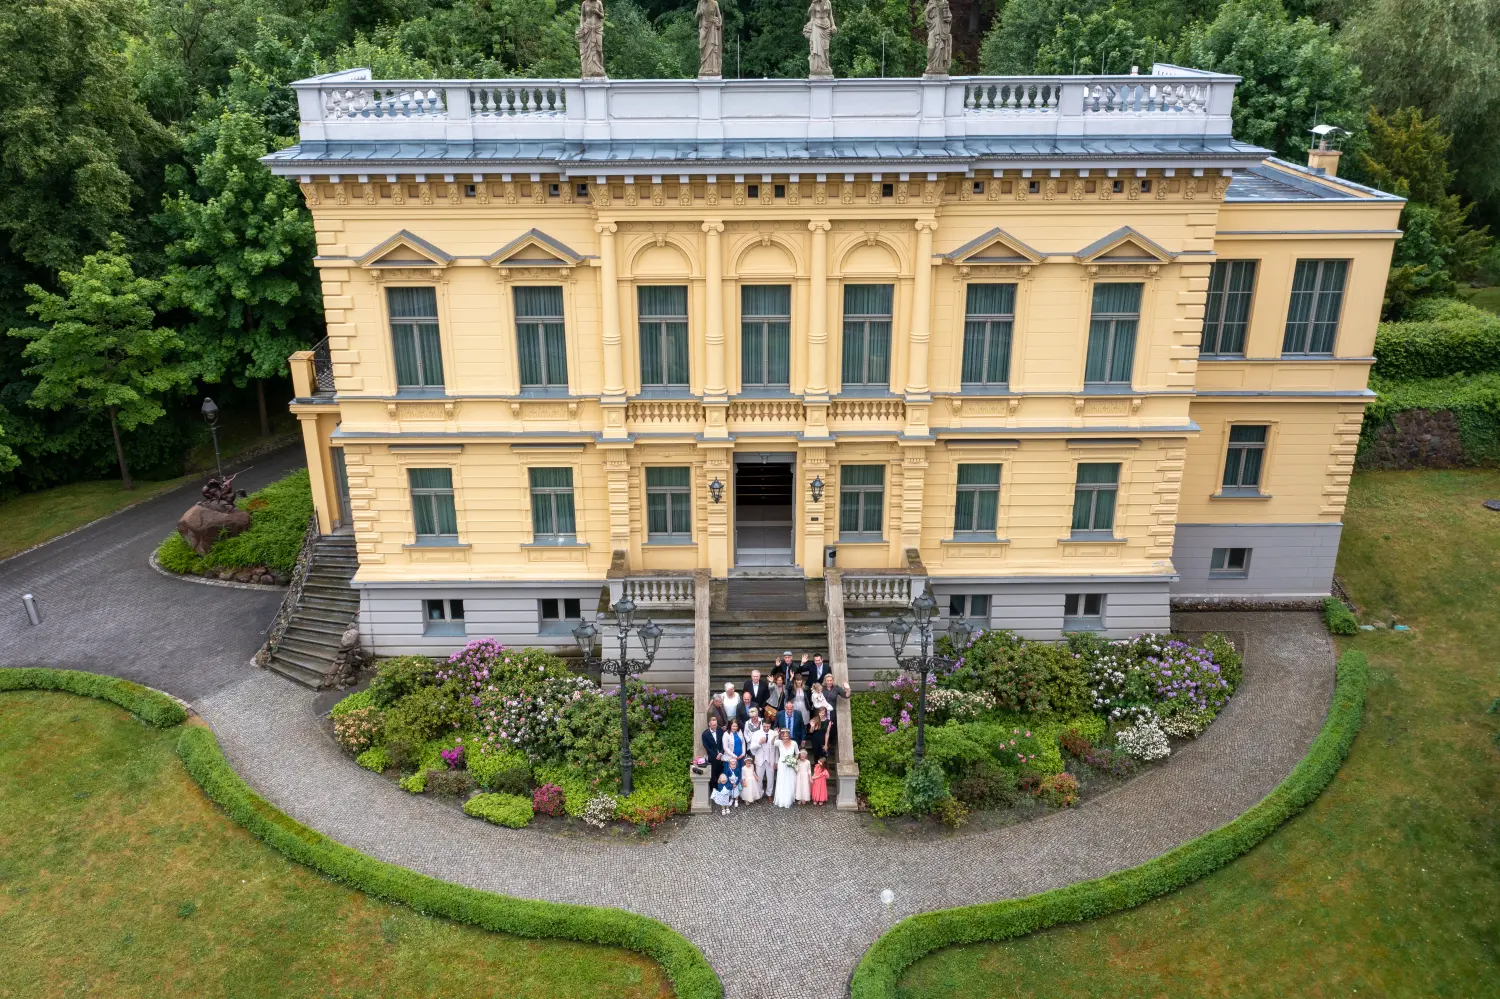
[733,453,795,567]
[331,446,353,531]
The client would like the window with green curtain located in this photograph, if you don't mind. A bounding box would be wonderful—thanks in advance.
[1084,283,1142,384]
[953,464,1001,535]
[408,467,457,539]
[1201,261,1257,355]
[515,286,568,387]
[388,287,444,388]
[645,466,692,540]
[841,284,893,386]
[960,283,1016,385]
[1070,462,1119,534]
[741,285,791,387]
[638,286,689,387]
[838,464,885,536]
[1222,424,1268,491]
[1282,259,1347,355]
[529,467,576,539]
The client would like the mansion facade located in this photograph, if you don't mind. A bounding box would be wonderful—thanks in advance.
[273,67,1400,668]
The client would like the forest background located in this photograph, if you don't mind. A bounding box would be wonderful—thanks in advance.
[0,0,1495,494]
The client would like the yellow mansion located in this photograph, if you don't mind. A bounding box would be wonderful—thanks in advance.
[273,67,1400,677]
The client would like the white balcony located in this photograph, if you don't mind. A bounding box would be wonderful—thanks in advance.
[277,64,1249,174]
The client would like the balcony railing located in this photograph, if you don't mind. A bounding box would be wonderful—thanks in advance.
[312,336,335,395]
[290,64,1238,151]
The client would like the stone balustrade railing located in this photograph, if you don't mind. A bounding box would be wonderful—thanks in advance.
[616,571,697,610]
[291,65,1238,151]
[841,571,925,608]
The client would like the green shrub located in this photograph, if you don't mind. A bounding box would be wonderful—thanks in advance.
[154,469,314,574]
[617,783,689,828]
[861,771,908,817]
[532,764,596,818]
[174,726,721,998]
[0,667,186,728]
[921,724,993,778]
[950,759,1018,811]
[464,792,535,828]
[1032,643,1092,717]
[425,769,476,796]
[1200,633,1245,692]
[368,655,441,708]
[382,683,468,747]
[933,795,968,829]
[469,748,531,792]
[903,757,947,817]
[1372,297,1500,381]
[1324,596,1359,635]
[356,746,389,773]
[398,771,426,794]
[849,650,1369,999]
[330,689,375,718]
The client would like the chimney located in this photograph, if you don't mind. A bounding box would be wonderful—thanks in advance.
[1307,125,1344,177]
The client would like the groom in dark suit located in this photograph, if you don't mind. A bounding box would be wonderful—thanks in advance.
[742,668,770,710]
[774,702,805,744]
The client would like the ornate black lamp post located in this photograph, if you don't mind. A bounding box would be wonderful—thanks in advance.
[885,591,974,762]
[201,397,223,480]
[572,595,663,796]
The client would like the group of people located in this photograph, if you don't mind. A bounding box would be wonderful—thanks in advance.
[700,652,853,814]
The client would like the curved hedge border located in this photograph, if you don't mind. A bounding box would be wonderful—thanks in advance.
[0,667,720,999]
[176,726,722,999]
[0,667,187,728]
[850,648,1368,999]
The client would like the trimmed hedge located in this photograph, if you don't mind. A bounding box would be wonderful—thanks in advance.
[1360,373,1500,467]
[0,667,187,728]
[176,725,721,999]
[1372,298,1500,382]
[1323,597,1359,636]
[849,649,1369,999]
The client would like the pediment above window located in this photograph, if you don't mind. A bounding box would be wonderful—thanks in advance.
[939,227,1045,265]
[486,229,587,270]
[1074,226,1175,264]
[356,231,454,273]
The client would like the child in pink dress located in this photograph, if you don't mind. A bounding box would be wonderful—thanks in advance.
[794,750,812,804]
[810,759,829,805]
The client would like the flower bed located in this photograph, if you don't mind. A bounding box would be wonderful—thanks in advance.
[852,630,1243,826]
[329,639,693,833]
[154,468,313,583]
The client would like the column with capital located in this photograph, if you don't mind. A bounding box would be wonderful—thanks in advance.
[905,219,938,400]
[701,220,730,440]
[804,219,832,440]
[597,222,628,439]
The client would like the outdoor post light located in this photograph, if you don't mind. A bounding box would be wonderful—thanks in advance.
[884,589,955,762]
[201,397,223,480]
[810,475,824,503]
[709,477,724,503]
[573,595,660,796]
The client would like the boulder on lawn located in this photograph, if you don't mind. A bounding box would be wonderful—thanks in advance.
[177,504,252,556]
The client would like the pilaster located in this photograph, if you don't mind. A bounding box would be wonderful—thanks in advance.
[602,443,633,553]
[596,222,627,438]
[799,443,831,578]
[905,219,938,402]
[898,443,931,554]
[701,220,730,439]
[700,444,732,576]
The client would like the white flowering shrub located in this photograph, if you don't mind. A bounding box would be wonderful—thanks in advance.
[582,793,618,829]
[1115,719,1171,761]
[925,687,998,722]
[1159,711,1212,739]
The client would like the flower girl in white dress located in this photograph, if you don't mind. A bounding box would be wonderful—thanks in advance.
[794,750,813,804]
[740,756,762,803]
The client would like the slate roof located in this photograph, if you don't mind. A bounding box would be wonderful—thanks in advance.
[1224,159,1404,202]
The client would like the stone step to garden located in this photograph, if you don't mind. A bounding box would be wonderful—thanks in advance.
[283,619,348,641]
[294,605,360,627]
[307,570,358,585]
[279,635,343,661]
[266,648,334,689]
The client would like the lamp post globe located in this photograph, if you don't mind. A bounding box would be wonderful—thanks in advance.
[571,619,598,659]
[639,619,664,659]
[911,590,937,627]
[614,595,637,631]
[885,615,912,657]
[200,397,223,480]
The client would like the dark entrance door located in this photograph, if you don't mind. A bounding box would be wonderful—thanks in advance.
[733,453,795,566]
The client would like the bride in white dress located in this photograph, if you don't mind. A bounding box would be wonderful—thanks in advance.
[773,731,799,808]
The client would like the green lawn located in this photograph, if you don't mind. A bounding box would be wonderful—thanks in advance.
[0,477,195,560]
[897,469,1500,999]
[0,692,671,999]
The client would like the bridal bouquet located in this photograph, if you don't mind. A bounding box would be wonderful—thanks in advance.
[781,754,800,771]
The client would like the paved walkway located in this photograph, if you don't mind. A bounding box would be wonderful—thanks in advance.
[0,480,1333,997]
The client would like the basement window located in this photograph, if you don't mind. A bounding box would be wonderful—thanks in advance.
[423,598,466,637]
[1063,593,1105,631]
[540,597,583,634]
[1210,547,1252,578]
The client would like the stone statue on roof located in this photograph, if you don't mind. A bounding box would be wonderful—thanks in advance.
[924,0,953,77]
[697,0,723,78]
[578,0,606,79]
[804,0,837,79]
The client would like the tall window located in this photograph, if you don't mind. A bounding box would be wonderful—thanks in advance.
[1201,261,1257,356]
[741,285,791,388]
[1283,259,1347,355]
[409,468,458,541]
[838,465,885,538]
[841,284,893,387]
[515,286,568,388]
[1222,425,1268,493]
[1071,463,1119,536]
[389,287,444,389]
[1084,283,1142,384]
[638,286,689,387]
[645,467,692,542]
[529,467,576,542]
[960,283,1016,386]
[953,464,1001,537]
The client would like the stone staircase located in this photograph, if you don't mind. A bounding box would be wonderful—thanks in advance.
[266,534,360,689]
[708,578,828,692]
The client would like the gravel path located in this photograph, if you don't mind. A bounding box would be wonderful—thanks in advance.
[0,472,1333,997]
[194,611,1332,999]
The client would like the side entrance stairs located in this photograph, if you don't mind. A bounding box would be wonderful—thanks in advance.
[265,533,360,689]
